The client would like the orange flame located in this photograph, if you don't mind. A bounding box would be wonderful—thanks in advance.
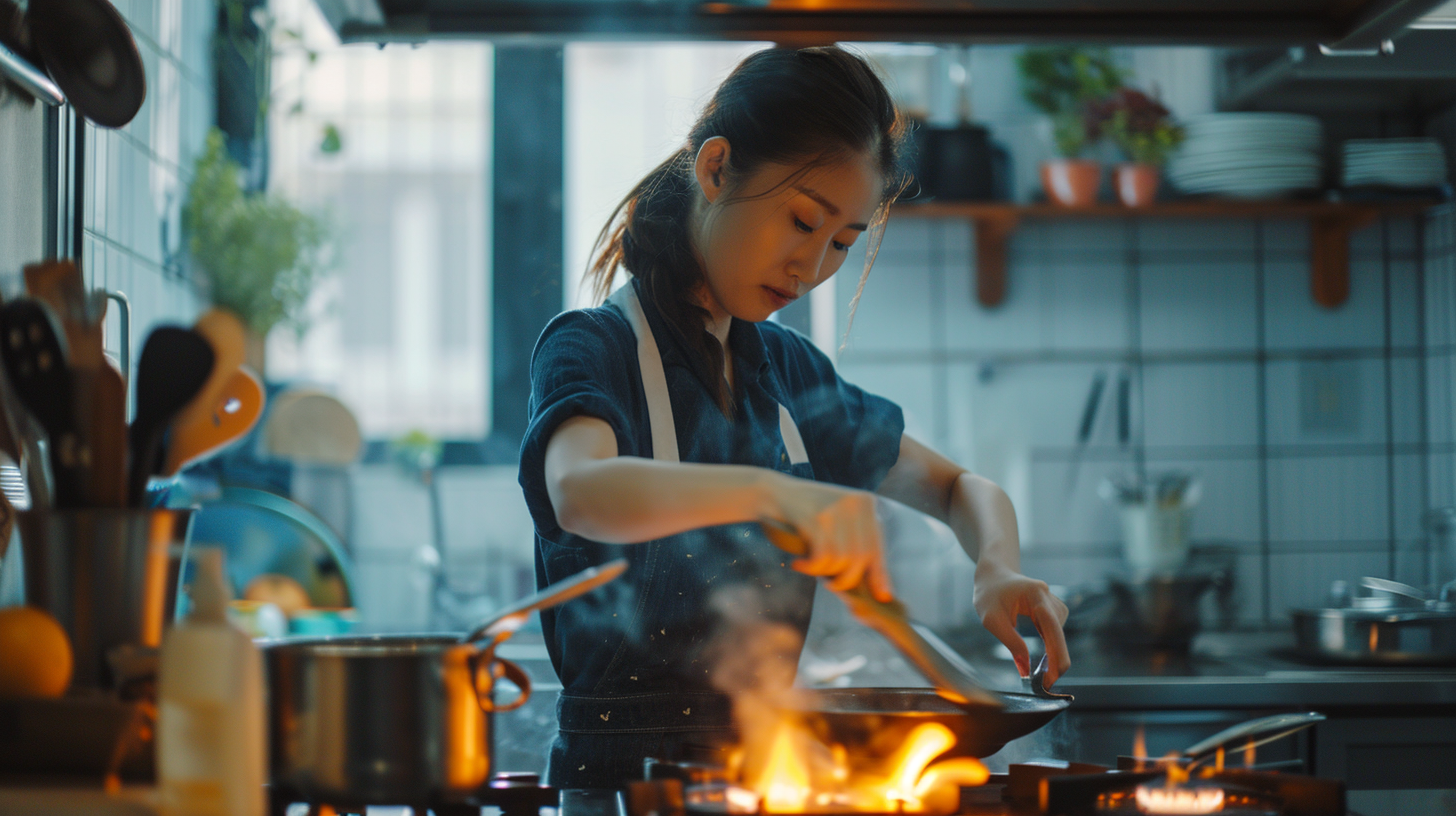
[1133,725,1148,771]
[1243,737,1256,768]
[739,720,988,813]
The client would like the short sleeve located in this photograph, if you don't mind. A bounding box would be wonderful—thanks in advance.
[518,308,639,540]
[767,326,904,492]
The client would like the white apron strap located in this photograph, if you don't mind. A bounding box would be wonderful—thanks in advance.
[608,285,679,463]
[779,404,809,465]
[607,283,810,468]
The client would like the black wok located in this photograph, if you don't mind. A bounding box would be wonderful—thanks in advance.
[793,688,1069,761]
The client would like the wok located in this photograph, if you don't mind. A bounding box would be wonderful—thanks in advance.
[793,688,1068,761]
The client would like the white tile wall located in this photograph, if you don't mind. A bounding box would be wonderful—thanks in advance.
[1142,363,1259,448]
[1045,260,1129,350]
[1265,456,1390,543]
[80,0,209,363]
[1139,262,1258,352]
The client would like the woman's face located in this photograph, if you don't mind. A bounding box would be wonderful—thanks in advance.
[691,140,882,325]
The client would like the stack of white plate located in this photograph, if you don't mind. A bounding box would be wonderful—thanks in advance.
[1166,113,1324,198]
[1342,139,1448,188]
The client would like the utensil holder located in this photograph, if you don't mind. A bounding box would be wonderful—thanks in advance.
[1118,502,1189,577]
[17,508,193,690]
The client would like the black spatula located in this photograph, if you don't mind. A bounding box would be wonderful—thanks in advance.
[127,327,214,506]
[0,299,83,507]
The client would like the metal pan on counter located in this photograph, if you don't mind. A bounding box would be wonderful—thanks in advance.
[1291,577,1456,665]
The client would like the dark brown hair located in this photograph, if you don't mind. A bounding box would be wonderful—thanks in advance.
[586,45,910,415]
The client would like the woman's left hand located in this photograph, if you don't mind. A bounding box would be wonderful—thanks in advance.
[972,562,1070,686]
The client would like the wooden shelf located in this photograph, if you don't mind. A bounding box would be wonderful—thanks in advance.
[892,199,1443,309]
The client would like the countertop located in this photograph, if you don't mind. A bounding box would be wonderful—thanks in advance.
[1050,631,1456,710]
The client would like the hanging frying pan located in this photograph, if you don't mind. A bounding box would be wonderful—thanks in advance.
[27,0,145,128]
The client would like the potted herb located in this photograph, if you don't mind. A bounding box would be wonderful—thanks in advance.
[1092,88,1185,207]
[1015,47,1127,206]
[183,129,330,373]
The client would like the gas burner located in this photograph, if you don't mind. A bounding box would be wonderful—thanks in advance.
[268,772,558,816]
[1008,760,1345,816]
[631,757,1347,816]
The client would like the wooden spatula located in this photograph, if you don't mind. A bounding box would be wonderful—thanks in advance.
[758,517,1001,707]
[162,366,265,476]
[172,308,247,441]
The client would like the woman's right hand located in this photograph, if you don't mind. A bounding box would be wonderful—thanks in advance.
[769,476,894,602]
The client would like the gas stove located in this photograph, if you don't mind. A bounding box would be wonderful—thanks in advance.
[597,755,1349,816]
[267,772,558,816]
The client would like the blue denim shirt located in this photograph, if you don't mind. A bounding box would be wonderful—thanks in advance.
[518,280,903,734]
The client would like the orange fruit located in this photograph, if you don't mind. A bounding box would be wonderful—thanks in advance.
[243,573,311,616]
[0,606,73,698]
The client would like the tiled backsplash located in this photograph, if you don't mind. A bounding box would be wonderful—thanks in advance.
[79,0,210,358]
[835,206,1456,626]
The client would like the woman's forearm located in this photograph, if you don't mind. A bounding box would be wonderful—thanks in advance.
[947,472,1021,575]
[554,456,782,544]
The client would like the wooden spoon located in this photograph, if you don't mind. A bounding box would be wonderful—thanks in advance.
[162,366,264,476]
[171,308,247,443]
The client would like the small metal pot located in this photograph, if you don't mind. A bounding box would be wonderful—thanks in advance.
[1290,607,1456,664]
[264,634,531,804]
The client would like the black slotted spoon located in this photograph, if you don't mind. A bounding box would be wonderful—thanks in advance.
[127,327,215,506]
[0,299,83,507]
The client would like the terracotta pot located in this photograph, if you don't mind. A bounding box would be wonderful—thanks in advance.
[1040,159,1101,207]
[1115,162,1161,207]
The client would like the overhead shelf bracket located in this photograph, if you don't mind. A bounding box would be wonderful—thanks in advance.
[894,200,1439,311]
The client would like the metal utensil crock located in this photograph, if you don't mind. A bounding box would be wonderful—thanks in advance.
[263,634,532,804]
[18,508,192,689]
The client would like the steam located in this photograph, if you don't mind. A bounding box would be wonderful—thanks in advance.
[706,584,811,777]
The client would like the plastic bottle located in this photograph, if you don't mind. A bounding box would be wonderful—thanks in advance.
[157,549,266,816]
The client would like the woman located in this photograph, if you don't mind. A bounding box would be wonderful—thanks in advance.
[519,46,1069,789]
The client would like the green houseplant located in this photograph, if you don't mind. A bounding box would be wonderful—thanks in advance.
[1090,88,1185,206]
[1015,47,1127,206]
[183,129,330,372]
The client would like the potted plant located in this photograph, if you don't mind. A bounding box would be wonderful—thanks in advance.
[183,129,330,374]
[1015,47,1127,206]
[1093,88,1185,207]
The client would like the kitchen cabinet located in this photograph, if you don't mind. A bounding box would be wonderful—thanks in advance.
[891,199,1441,309]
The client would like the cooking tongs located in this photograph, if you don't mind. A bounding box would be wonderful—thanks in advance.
[760,518,1002,708]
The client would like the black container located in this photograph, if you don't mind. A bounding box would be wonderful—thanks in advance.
[908,123,1006,201]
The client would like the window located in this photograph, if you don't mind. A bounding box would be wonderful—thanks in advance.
[266,1,492,439]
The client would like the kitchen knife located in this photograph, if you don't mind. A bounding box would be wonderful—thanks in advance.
[759,517,1002,708]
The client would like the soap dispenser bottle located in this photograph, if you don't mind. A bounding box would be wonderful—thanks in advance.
[158,548,266,816]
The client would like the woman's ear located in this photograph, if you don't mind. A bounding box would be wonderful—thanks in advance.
[694,136,731,204]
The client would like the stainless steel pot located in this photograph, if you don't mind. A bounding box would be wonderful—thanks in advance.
[1292,576,1456,664]
[264,634,530,803]
[1290,607,1456,664]
[263,559,627,804]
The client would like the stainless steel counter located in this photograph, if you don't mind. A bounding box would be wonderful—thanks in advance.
[1053,631,1456,711]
